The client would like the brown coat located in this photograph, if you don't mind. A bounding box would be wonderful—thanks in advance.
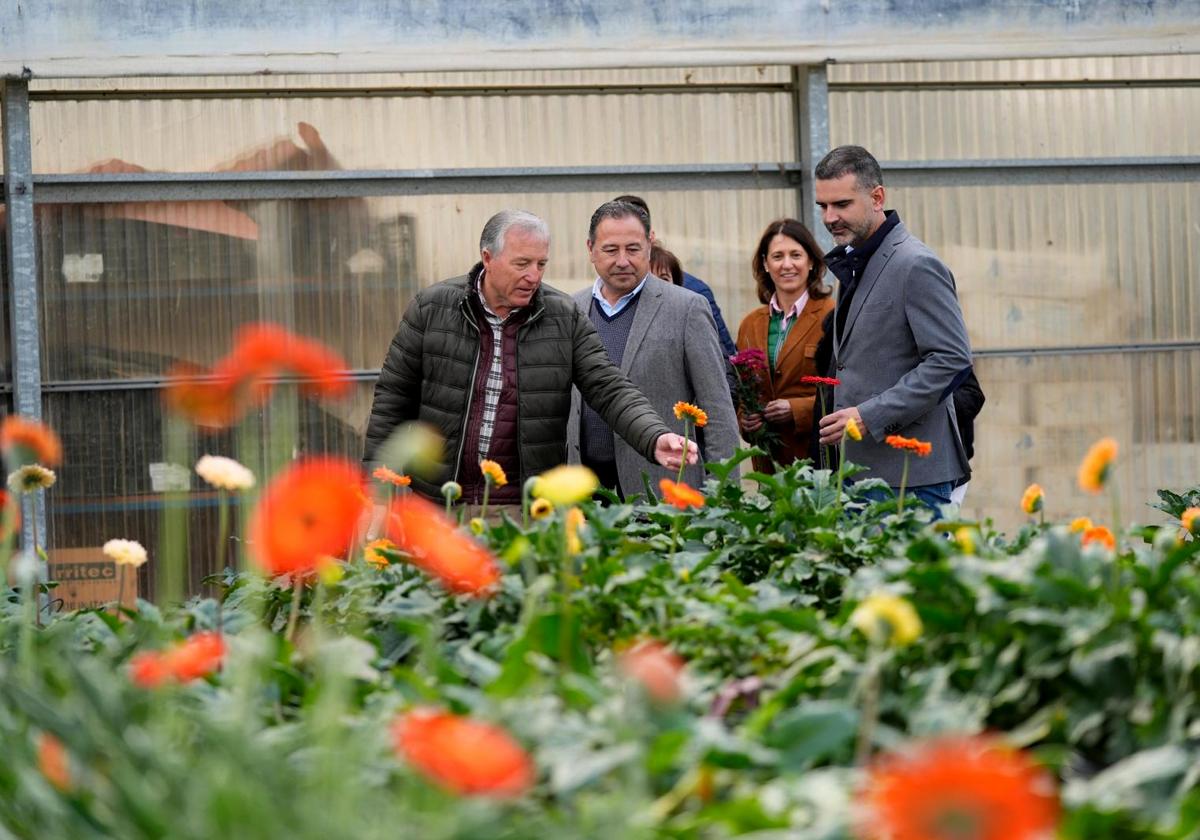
[735,294,835,472]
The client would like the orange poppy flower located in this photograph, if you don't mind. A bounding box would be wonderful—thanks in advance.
[1082,525,1116,551]
[885,435,933,457]
[392,708,534,798]
[372,466,412,487]
[163,363,241,429]
[0,415,63,467]
[618,639,685,704]
[673,401,709,428]
[857,735,1059,840]
[162,632,226,682]
[659,478,705,510]
[249,458,366,577]
[1077,437,1118,494]
[386,495,500,595]
[37,732,71,792]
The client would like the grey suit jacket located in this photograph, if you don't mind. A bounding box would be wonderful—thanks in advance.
[568,279,739,496]
[832,220,973,487]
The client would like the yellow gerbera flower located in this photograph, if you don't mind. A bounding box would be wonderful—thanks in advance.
[1020,483,1044,515]
[364,538,397,569]
[479,460,507,488]
[565,507,585,555]
[530,498,554,520]
[851,592,922,647]
[1069,516,1093,533]
[532,465,598,506]
[1077,437,1118,494]
[845,417,863,442]
[673,402,708,428]
[955,527,976,555]
[1181,507,1199,535]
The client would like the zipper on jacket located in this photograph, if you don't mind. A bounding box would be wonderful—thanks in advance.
[452,297,482,489]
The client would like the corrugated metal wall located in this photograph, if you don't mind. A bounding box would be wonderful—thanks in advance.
[14,57,1199,573]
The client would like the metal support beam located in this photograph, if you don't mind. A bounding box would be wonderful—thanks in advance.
[2,78,47,554]
[791,64,832,252]
[31,163,804,204]
[883,157,1200,188]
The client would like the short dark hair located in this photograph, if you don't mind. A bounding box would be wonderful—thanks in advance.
[588,200,650,242]
[751,218,830,305]
[613,194,651,228]
[650,243,683,286]
[814,145,884,191]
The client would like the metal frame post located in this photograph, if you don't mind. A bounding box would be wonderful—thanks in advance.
[3,78,48,552]
[791,64,832,252]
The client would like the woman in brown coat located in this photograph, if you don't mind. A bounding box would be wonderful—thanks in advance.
[735,218,835,473]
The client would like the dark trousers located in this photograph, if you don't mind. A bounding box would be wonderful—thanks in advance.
[583,457,624,502]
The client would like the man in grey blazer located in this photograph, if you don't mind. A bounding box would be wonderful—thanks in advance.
[568,200,739,498]
[814,146,974,509]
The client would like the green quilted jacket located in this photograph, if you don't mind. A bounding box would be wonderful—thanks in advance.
[363,268,670,500]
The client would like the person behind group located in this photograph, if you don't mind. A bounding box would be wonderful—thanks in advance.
[363,208,697,508]
[567,200,738,497]
[613,194,737,360]
[650,242,684,286]
[735,218,835,473]
[814,145,974,511]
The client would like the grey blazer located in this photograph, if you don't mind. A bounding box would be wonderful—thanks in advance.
[832,220,973,487]
[568,279,739,497]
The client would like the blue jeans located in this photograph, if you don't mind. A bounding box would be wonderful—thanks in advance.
[857,481,955,518]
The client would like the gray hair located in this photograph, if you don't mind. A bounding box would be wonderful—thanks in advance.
[587,200,650,242]
[814,145,884,191]
[479,210,550,256]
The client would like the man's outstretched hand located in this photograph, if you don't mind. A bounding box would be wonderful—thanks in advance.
[654,433,699,470]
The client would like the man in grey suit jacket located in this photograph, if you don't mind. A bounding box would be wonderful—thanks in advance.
[568,200,739,498]
[814,146,974,509]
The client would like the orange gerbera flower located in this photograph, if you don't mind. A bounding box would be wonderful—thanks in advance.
[129,633,225,688]
[249,458,366,577]
[163,363,241,429]
[479,459,507,487]
[372,466,412,487]
[660,478,705,510]
[1077,437,1118,494]
[0,490,20,542]
[0,415,63,467]
[857,735,1059,840]
[1020,483,1044,515]
[885,435,933,457]
[1082,525,1116,551]
[386,495,500,595]
[673,401,709,428]
[618,640,685,704]
[1183,507,1200,535]
[392,708,534,798]
[37,732,71,792]
[364,537,397,569]
[1068,516,1093,533]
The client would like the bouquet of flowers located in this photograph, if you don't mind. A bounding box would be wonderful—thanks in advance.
[728,348,781,452]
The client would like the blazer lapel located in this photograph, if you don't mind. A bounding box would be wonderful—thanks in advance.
[834,224,906,355]
[620,280,664,373]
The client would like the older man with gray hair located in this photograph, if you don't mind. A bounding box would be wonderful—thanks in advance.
[365,209,696,507]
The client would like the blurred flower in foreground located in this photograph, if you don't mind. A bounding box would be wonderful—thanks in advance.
[364,538,397,569]
[387,495,500,596]
[37,732,71,792]
[372,466,411,488]
[0,416,62,467]
[1082,525,1116,551]
[851,593,922,647]
[392,708,534,798]
[130,632,226,689]
[103,538,148,568]
[8,464,56,494]
[249,458,365,577]
[530,498,554,520]
[565,507,585,555]
[196,455,255,491]
[1068,516,1093,534]
[1077,437,1118,494]
[532,465,598,506]
[0,491,20,541]
[856,734,1059,840]
[845,416,863,441]
[955,527,976,555]
[659,479,705,510]
[1020,484,1044,515]
[618,639,685,704]
[1181,507,1199,535]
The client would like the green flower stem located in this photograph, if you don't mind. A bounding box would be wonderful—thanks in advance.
[854,648,884,766]
[558,520,572,676]
[118,564,127,612]
[215,489,230,632]
[284,573,304,645]
[480,480,492,522]
[31,494,42,628]
[669,515,682,562]
[836,436,848,511]
[677,420,692,484]
[897,455,910,514]
[817,389,829,471]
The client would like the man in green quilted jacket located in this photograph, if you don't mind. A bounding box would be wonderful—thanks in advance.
[364,209,696,506]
